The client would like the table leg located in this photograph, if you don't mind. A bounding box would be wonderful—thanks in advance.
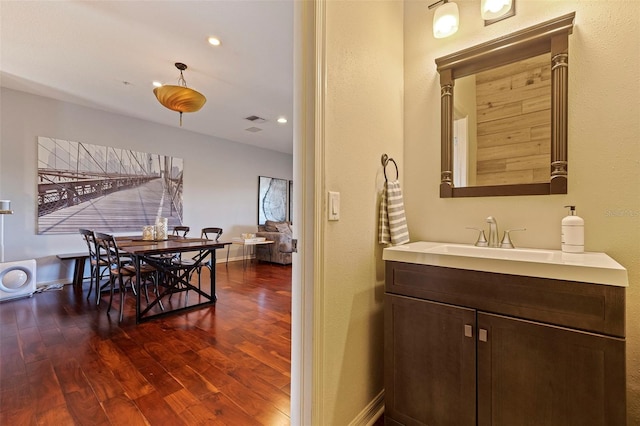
[73,258,86,288]
[210,249,217,302]
[242,245,247,269]
[135,255,141,324]
[225,245,230,267]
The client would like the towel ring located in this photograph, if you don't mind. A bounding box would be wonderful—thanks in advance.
[381,154,399,181]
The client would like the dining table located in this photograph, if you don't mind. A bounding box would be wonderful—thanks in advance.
[117,236,231,323]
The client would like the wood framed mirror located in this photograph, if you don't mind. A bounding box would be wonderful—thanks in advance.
[437,13,575,197]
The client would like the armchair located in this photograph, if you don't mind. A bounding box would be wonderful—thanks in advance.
[255,221,292,265]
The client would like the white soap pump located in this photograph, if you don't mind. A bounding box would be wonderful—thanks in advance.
[561,205,584,253]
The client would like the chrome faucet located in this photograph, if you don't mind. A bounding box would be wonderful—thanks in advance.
[486,216,499,247]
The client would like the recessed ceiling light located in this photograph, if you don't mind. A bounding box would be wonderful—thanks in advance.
[277,117,288,124]
[152,81,162,87]
[208,37,221,46]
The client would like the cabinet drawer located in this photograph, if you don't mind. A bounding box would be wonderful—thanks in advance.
[385,261,625,337]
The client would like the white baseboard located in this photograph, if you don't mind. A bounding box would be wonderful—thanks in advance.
[36,278,69,288]
[349,389,384,426]
[215,254,246,264]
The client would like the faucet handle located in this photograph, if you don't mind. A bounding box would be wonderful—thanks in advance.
[500,228,526,249]
[466,227,489,247]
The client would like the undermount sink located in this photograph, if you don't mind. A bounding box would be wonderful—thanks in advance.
[383,241,628,287]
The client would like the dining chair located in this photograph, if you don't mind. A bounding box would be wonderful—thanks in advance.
[165,226,223,297]
[94,232,161,322]
[201,227,223,241]
[177,227,223,289]
[173,226,190,237]
[169,225,192,267]
[169,225,202,299]
[151,225,191,264]
[79,228,109,303]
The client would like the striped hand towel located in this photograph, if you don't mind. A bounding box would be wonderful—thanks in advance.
[379,179,410,245]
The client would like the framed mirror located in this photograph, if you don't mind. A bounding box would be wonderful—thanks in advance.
[436,13,575,197]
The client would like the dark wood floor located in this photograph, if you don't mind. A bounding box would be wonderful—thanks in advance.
[0,261,292,425]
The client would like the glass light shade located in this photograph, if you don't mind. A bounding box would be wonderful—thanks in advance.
[153,85,206,113]
[481,0,512,20]
[433,2,459,39]
[153,85,206,125]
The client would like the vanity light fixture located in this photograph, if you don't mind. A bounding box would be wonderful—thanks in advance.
[481,0,515,25]
[428,0,459,39]
[153,62,207,126]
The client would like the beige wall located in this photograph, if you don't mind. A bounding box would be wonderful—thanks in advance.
[404,0,640,422]
[320,0,403,424]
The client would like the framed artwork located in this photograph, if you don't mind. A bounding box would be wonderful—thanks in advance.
[258,176,288,225]
[288,180,293,223]
[37,136,183,234]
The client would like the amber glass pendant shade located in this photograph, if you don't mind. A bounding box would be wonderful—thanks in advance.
[154,63,206,126]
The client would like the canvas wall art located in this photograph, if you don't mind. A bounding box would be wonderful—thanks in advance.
[258,176,288,225]
[37,136,183,234]
[289,180,293,224]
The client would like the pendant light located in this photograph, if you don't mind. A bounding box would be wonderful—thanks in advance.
[153,62,206,126]
[428,0,459,39]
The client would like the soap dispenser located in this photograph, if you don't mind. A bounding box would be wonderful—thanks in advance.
[561,205,584,253]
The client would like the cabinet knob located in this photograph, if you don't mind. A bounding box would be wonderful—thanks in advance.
[479,328,488,342]
[464,324,473,338]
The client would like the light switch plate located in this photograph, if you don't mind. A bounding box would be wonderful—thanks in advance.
[328,191,340,221]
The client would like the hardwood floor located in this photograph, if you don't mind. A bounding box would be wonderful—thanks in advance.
[0,261,292,425]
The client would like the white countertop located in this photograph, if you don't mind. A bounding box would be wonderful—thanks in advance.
[383,241,628,287]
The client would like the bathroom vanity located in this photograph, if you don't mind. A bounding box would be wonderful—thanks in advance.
[383,242,627,426]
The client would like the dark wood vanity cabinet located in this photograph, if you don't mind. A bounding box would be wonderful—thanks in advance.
[385,295,476,425]
[384,261,626,426]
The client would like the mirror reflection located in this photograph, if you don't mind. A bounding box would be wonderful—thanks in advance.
[436,12,574,198]
[453,53,551,187]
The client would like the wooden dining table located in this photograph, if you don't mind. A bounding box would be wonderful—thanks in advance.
[117,236,231,323]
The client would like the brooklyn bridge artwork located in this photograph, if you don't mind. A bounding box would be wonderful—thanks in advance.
[37,137,183,234]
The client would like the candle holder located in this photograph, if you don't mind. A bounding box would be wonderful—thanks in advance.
[142,225,156,241]
[155,218,168,241]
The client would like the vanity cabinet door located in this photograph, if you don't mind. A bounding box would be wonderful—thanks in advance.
[477,312,626,426]
[385,294,476,426]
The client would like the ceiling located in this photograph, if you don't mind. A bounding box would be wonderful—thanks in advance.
[0,1,294,154]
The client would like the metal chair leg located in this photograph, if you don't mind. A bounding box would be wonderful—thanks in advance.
[107,276,115,314]
[86,263,95,301]
[119,276,129,323]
